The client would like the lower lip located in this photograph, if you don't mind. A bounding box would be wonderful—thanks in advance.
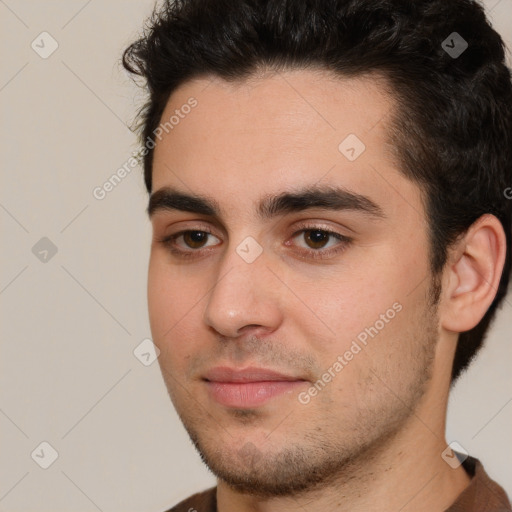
[205,380,305,408]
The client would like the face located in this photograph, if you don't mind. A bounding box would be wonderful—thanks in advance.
[148,69,440,496]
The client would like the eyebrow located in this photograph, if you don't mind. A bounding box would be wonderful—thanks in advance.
[147,185,385,221]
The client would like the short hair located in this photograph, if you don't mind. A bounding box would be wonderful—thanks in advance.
[122,0,512,383]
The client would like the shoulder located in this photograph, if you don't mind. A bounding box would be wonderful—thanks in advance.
[163,487,217,512]
[446,456,511,511]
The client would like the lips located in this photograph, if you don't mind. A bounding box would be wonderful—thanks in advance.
[203,366,307,408]
[203,366,304,383]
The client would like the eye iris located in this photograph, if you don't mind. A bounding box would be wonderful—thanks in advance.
[304,229,329,249]
[184,231,207,248]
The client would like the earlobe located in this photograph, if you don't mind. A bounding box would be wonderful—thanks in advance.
[441,214,506,333]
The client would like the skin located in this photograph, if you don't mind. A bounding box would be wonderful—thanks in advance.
[147,69,506,512]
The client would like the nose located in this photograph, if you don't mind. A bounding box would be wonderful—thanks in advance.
[203,241,283,339]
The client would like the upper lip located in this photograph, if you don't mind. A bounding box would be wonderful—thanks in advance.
[203,366,305,383]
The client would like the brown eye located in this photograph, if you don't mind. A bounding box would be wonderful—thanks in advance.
[303,229,330,249]
[158,227,221,258]
[182,231,209,248]
[288,226,351,260]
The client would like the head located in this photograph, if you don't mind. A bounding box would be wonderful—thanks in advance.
[123,0,512,497]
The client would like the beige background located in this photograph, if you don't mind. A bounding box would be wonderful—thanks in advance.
[0,1,511,511]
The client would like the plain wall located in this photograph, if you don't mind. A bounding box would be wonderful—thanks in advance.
[0,1,511,510]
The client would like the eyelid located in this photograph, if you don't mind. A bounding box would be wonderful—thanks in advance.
[158,224,220,250]
[291,214,360,235]
[157,222,216,240]
[290,220,351,238]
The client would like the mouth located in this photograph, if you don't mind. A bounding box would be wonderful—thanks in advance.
[202,366,308,408]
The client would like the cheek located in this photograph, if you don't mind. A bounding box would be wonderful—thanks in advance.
[299,269,392,343]
[147,254,204,350]
[294,260,418,376]
[148,266,201,380]
[147,255,171,340]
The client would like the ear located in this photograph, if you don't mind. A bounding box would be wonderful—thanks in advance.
[441,214,507,333]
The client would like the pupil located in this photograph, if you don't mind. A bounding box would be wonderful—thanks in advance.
[190,231,205,242]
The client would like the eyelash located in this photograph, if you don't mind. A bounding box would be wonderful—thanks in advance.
[157,223,352,261]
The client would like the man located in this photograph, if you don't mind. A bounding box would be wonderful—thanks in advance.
[122,0,512,510]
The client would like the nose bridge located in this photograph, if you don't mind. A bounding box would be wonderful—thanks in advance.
[203,239,282,337]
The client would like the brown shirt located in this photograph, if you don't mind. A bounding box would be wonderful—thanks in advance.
[165,457,511,512]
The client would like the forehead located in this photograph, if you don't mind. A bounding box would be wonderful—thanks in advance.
[153,69,394,168]
[151,69,420,223]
